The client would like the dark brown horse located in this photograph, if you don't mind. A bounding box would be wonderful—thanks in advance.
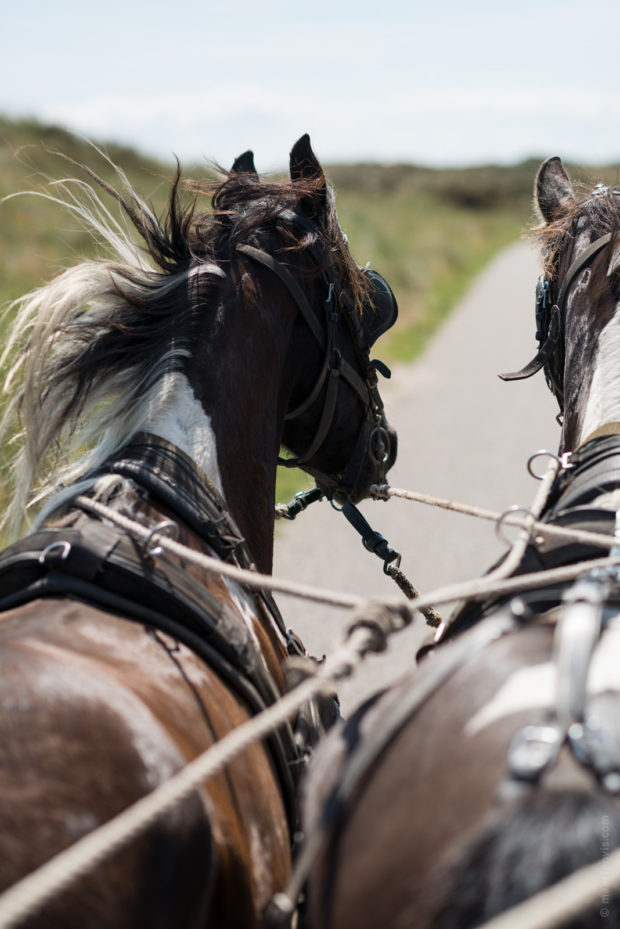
[0,135,397,928]
[301,158,620,929]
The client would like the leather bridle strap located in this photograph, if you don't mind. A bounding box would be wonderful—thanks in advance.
[500,233,612,383]
[236,242,379,486]
[236,243,326,348]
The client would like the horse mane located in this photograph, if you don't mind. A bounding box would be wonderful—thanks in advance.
[0,150,368,535]
[532,182,620,277]
[432,789,620,929]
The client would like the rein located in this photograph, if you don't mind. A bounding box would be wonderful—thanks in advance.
[236,243,391,502]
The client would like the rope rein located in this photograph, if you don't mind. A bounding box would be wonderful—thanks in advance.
[1,454,620,928]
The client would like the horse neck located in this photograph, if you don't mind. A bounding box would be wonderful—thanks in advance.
[149,278,298,575]
[561,248,620,453]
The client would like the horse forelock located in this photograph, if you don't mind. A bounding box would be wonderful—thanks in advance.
[534,185,620,278]
[0,154,371,535]
[186,170,372,315]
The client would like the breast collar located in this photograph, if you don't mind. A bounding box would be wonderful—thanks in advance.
[91,432,253,567]
[0,433,314,827]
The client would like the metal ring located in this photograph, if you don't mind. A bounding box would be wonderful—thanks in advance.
[495,506,536,547]
[369,426,390,466]
[38,540,72,565]
[527,450,562,480]
[143,520,178,557]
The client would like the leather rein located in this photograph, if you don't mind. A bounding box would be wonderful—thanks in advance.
[236,244,391,502]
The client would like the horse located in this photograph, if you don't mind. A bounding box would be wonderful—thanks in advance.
[0,134,398,928]
[300,157,620,929]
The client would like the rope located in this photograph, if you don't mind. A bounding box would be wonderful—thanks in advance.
[3,464,620,927]
[76,497,364,610]
[75,495,620,622]
[372,483,620,556]
[0,605,410,929]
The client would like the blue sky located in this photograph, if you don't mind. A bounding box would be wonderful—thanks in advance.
[3,0,620,171]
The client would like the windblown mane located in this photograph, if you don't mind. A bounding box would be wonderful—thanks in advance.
[533,182,620,277]
[0,150,369,535]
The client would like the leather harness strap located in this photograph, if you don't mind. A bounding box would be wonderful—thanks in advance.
[235,243,390,500]
[88,432,290,640]
[500,233,612,385]
[0,515,302,824]
[0,435,322,826]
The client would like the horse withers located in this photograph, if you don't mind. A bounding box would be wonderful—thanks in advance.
[0,135,397,928]
[301,158,620,929]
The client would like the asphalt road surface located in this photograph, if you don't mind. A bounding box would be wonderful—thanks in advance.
[273,241,560,716]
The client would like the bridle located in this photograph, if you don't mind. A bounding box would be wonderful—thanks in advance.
[500,230,613,411]
[236,242,396,503]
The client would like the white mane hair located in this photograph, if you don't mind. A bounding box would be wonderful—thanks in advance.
[0,154,224,536]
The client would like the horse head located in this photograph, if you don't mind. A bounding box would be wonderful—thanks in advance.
[183,134,398,565]
[502,157,620,455]
[1,136,398,573]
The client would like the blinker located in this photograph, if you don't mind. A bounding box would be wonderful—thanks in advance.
[360,269,398,349]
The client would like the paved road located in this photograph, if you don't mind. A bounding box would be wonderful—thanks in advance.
[273,241,560,716]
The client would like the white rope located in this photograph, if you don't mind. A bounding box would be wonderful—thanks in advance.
[76,497,364,610]
[373,483,620,555]
[0,624,378,929]
[75,494,620,618]
[3,465,620,927]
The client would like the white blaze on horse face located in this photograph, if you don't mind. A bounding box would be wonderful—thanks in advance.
[578,301,620,447]
[143,373,225,497]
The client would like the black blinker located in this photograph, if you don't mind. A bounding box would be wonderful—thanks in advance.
[361,269,399,348]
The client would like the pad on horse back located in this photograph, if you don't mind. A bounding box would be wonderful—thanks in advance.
[299,159,620,929]
[0,135,397,928]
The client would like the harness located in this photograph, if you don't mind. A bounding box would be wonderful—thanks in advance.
[0,435,314,828]
[500,232,613,411]
[236,244,396,503]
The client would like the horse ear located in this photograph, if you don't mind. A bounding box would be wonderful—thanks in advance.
[290,134,327,217]
[231,150,257,175]
[535,157,576,223]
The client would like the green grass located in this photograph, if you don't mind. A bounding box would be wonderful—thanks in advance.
[3,115,616,506]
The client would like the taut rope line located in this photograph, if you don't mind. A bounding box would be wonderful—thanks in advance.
[2,457,620,927]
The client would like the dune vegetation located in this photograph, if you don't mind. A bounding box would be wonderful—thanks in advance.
[1,115,617,505]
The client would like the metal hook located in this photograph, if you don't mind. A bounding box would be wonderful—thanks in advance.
[143,519,179,557]
[38,540,72,565]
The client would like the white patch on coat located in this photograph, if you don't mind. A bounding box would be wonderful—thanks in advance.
[578,303,620,447]
[222,579,271,671]
[465,626,620,736]
[143,373,224,496]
